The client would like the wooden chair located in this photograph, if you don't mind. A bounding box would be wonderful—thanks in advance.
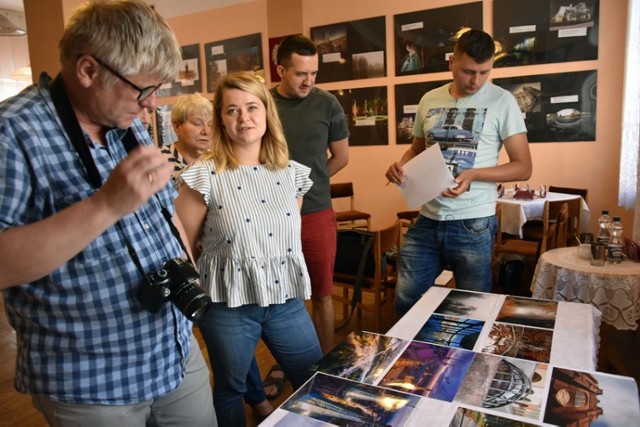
[548,185,588,203]
[330,182,371,230]
[496,200,568,261]
[333,221,401,332]
[523,197,581,247]
[549,186,587,246]
[396,210,419,241]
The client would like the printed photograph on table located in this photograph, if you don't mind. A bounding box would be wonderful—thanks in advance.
[493,0,599,68]
[449,406,539,426]
[310,16,386,83]
[204,33,263,93]
[394,80,448,145]
[454,354,549,422]
[544,367,640,426]
[482,322,554,363]
[313,331,410,385]
[393,2,482,75]
[415,313,484,350]
[434,289,501,322]
[281,372,421,426]
[493,70,597,142]
[329,86,388,146]
[379,341,475,401]
[496,295,558,329]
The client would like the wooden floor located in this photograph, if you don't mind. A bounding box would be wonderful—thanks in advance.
[1,290,397,427]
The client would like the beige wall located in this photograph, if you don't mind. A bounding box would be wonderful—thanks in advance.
[297,0,630,234]
[24,0,632,236]
[164,0,631,235]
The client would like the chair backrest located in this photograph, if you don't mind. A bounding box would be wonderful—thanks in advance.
[539,200,569,256]
[548,185,588,203]
[330,182,355,210]
[561,197,582,246]
[553,204,569,250]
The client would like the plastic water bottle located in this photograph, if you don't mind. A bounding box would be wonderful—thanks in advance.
[608,217,624,264]
[597,210,612,245]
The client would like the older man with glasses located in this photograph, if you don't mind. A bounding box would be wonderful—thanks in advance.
[0,1,216,426]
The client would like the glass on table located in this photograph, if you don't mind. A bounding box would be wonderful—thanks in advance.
[590,243,606,266]
[539,184,547,198]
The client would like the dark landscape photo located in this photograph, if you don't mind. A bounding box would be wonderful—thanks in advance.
[415,313,484,350]
[496,295,558,329]
[282,372,420,426]
[379,341,475,401]
[314,331,409,384]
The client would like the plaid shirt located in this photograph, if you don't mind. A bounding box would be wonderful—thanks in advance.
[0,74,193,405]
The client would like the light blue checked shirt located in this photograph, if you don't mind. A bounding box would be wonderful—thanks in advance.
[0,74,193,405]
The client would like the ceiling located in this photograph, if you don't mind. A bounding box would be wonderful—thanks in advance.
[0,0,253,18]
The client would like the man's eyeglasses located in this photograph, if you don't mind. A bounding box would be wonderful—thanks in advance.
[92,56,163,101]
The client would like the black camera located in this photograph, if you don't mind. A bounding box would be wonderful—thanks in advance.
[137,258,212,321]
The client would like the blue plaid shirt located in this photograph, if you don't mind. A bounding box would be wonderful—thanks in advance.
[0,74,193,405]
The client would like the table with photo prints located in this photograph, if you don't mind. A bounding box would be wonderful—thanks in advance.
[260,287,640,426]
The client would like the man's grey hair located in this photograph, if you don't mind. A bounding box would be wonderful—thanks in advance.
[59,0,182,86]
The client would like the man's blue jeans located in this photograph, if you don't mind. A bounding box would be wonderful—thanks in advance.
[395,214,498,317]
[197,298,322,427]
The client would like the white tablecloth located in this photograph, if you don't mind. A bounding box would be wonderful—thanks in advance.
[387,286,601,372]
[497,191,590,237]
[531,246,640,331]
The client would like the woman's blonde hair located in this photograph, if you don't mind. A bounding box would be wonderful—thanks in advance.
[171,93,213,125]
[206,72,289,172]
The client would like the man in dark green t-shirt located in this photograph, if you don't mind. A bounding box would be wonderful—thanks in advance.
[271,34,350,355]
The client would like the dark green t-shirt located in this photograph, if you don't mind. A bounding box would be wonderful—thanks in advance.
[271,87,350,215]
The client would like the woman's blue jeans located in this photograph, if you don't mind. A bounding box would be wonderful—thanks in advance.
[197,298,322,427]
[395,214,498,317]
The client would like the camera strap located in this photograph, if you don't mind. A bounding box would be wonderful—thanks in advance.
[48,74,189,280]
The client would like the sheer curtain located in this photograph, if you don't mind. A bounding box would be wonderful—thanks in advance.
[619,0,640,239]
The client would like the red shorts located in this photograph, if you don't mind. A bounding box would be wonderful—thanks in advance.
[301,208,337,298]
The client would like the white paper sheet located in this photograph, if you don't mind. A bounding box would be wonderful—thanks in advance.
[398,143,457,209]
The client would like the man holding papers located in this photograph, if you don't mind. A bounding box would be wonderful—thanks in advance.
[385,29,532,317]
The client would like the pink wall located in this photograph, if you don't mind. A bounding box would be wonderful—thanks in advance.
[165,0,631,235]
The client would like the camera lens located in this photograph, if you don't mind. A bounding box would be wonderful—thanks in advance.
[171,282,212,321]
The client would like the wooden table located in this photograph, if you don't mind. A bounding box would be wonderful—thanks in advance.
[497,191,589,237]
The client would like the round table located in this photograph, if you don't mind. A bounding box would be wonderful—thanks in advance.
[531,246,640,331]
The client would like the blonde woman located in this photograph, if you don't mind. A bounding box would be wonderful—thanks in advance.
[175,72,322,426]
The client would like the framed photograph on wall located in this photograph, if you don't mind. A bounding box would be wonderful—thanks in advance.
[268,35,292,84]
[493,0,599,67]
[328,86,388,146]
[394,80,448,145]
[204,33,264,93]
[393,2,483,76]
[493,70,597,142]
[157,43,202,97]
[311,16,386,83]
